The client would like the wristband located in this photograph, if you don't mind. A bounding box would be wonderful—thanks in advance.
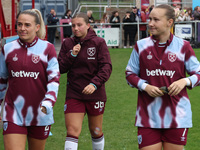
[184,78,191,86]
[71,51,77,57]
[90,83,97,90]
[141,83,148,91]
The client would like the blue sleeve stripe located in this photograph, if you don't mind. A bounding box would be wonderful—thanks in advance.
[185,56,200,73]
[126,49,140,75]
[0,52,8,78]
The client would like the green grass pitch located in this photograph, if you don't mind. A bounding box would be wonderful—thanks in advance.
[0,48,200,150]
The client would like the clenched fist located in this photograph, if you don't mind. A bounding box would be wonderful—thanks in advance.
[72,44,81,55]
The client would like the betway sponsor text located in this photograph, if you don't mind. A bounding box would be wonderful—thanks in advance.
[11,70,40,79]
[146,69,175,78]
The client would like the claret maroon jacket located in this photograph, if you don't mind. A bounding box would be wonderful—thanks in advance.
[58,28,112,101]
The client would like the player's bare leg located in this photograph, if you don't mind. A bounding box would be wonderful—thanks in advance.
[163,142,184,150]
[140,142,162,150]
[88,114,104,150]
[64,113,85,150]
[4,134,26,150]
[28,137,47,150]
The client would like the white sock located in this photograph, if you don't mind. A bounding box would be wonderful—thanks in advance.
[64,136,78,150]
[92,135,105,150]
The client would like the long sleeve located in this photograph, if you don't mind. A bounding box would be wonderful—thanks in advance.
[0,48,8,105]
[126,36,195,129]
[59,29,111,101]
[52,17,59,23]
[125,44,147,90]
[47,14,59,25]
[110,16,114,23]
[193,11,200,20]
[123,17,133,23]
[90,40,112,88]
[42,45,60,114]
[58,39,77,74]
[184,42,200,88]
[1,39,60,126]
[47,14,53,24]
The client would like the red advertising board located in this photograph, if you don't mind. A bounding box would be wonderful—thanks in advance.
[172,0,182,6]
[141,0,149,6]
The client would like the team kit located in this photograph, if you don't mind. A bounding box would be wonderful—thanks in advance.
[0,5,200,150]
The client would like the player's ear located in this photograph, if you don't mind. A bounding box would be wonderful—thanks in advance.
[168,19,173,27]
[87,23,90,29]
[36,24,40,32]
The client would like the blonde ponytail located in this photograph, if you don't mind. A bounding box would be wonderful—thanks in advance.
[33,9,46,39]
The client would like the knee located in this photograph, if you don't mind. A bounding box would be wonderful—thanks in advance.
[66,126,81,137]
[89,127,103,137]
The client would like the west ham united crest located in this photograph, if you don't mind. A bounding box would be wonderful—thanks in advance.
[64,104,67,111]
[3,122,8,131]
[168,52,177,62]
[32,54,40,64]
[87,47,96,57]
[137,135,142,144]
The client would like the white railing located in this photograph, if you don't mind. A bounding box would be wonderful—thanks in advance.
[47,20,200,48]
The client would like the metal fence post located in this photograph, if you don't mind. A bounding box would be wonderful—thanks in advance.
[195,21,197,42]
[119,22,123,48]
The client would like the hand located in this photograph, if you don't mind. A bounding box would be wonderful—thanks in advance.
[82,84,96,95]
[168,78,188,96]
[144,84,164,97]
[41,106,47,114]
[72,44,81,55]
[126,15,130,19]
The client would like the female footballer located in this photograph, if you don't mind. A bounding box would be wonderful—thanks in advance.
[126,4,200,150]
[58,12,112,150]
[0,9,60,150]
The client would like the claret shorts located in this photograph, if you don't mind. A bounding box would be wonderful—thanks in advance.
[137,127,188,149]
[3,121,51,139]
[64,99,106,115]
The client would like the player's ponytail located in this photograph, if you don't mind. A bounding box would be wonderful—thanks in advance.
[33,9,46,39]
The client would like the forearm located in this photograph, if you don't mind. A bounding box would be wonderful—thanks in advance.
[126,72,147,90]
[90,63,112,88]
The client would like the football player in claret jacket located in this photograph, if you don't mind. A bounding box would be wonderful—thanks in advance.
[126,4,200,150]
[58,12,112,150]
[0,9,60,150]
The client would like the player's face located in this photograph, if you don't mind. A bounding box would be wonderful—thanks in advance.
[148,8,173,38]
[17,14,40,43]
[72,17,90,39]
